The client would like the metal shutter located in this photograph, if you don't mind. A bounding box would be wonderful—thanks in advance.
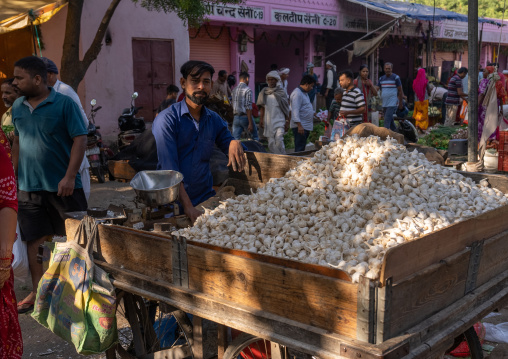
[189,26,231,78]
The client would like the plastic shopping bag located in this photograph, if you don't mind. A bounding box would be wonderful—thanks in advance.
[449,322,485,357]
[12,223,29,283]
[31,217,117,354]
[330,118,350,141]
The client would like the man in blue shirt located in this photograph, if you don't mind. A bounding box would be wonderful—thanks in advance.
[290,75,317,152]
[152,60,246,223]
[377,62,404,131]
[11,56,87,313]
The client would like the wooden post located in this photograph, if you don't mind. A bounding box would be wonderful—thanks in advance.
[468,0,479,163]
[218,324,228,359]
[192,316,204,359]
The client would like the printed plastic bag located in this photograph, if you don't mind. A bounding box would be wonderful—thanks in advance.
[31,217,117,354]
[330,118,350,141]
[449,322,485,357]
[12,223,29,283]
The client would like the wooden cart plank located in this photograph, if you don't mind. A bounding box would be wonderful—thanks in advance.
[187,240,352,282]
[401,268,508,358]
[386,248,470,338]
[66,220,174,283]
[97,261,410,359]
[228,152,304,186]
[186,244,358,338]
[476,231,508,288]
[380,204,508,284]
[458,171,508,193]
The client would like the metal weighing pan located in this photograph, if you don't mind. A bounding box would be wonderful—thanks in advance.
[130,170,183,206]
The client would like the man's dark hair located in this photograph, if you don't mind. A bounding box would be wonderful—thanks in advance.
[180,60,215,79]
[239,72,249,81]
[166,84,179,94]
[339,70,354,80]
[458,67,468,75]
[14,56,47,83]
[218,70,227,78]
[300,74,317,85]
[270,63,278,71]
[2,78,14,86]
[227,74,236,88]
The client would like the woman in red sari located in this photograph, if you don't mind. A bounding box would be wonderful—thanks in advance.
[0,135,22,358]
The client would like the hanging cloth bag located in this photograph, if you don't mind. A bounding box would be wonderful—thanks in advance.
[31,217,118,354]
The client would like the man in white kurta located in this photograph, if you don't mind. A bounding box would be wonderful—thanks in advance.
[257,71,290,154]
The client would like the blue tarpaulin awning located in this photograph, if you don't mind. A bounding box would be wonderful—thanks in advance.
[346,0,502,26]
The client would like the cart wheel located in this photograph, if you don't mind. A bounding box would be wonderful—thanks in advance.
[447,326,483,359]
[223,333,272,359]
[115,292,194,359]
[464,326,483,359]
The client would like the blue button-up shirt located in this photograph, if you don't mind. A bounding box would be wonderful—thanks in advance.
[152,100,235,206]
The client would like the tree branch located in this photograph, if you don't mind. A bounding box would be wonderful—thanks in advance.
[60,0,83,87]
[81,0,123,71]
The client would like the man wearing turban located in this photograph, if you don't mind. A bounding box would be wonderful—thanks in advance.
[257,71,290,154]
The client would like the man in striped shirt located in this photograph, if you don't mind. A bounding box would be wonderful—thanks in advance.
[338,70,365,128]
[232,72,259,140]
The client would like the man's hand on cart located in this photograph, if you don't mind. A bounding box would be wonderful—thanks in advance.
[228,140,246,172]
[185,206,204,224]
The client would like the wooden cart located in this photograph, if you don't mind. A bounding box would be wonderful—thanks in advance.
[65,152,508,359]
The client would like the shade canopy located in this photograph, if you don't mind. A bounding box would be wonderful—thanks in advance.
[346,0,502,26]
[0,1,66,34]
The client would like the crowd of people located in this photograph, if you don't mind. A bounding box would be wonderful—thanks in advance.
[155,60,410,155]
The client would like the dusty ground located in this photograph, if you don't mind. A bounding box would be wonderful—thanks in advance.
[15,179,508,358]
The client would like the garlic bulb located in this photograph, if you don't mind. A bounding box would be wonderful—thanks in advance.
[176,136,508,283]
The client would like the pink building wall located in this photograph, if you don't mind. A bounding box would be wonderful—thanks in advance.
[41,0,189,142]
[204,0,339,95]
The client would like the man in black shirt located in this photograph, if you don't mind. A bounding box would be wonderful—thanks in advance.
[156,84,179,115]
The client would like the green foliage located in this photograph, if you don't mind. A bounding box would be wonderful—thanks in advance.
[1,125,14,134]
[132,0,244,26]
[309,122,326,143]
[412,0,508,20]
[417,125,459,149]
[283,122,326,150]
[284,130,295,149]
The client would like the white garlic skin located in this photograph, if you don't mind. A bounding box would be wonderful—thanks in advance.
[175,136,508,284]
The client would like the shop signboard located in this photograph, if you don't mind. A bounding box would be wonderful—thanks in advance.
[204,2,265,22]
[271,9,339,29]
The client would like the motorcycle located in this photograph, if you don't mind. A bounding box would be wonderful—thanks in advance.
[118,92,145,149]
[86,99,112,183]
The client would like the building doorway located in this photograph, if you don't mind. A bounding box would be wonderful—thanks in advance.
[132,39,174,122]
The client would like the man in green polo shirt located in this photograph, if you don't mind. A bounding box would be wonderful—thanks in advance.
[11,56,88,313]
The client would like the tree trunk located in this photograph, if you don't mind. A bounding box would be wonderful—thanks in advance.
[60,0,123,91]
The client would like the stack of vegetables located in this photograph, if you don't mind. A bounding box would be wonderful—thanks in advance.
[176,136,508,283]
[417,125,461,150]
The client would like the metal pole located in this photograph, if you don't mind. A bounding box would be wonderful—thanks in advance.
[468,0,479,163]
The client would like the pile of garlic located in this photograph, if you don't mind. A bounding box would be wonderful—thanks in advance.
[176,136,508,283]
